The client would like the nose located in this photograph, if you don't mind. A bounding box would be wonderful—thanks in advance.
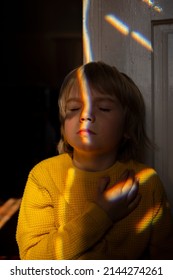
[80,116,95,122]
[80,110,95,123]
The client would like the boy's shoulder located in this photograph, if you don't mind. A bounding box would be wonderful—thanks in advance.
[31,153,72,172]
[124,159,160,182]
[124,159,157,173]
[126,159,163,186]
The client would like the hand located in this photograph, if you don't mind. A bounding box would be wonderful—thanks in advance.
[96,170,141,222]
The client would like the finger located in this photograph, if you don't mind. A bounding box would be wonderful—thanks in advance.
[128,193,141,212]
[105,169,129,192]
[122,169,135,194]
[127,178,139,203]
[99,176,110,193]
[119,169,130,180]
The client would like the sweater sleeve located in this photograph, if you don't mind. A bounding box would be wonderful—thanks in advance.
[16,168,113,260]
[149,174,173,259]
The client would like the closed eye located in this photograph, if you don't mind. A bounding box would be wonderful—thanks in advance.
[69,108,80,111]
[99,108,111,112]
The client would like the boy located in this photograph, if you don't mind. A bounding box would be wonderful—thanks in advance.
[16,61,173,259]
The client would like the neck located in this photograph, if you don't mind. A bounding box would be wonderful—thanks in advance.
[72,150,117,172]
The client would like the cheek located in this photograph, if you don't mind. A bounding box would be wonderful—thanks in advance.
[64,121,71,137]
[107,115,125,137]
[64,118,76,139]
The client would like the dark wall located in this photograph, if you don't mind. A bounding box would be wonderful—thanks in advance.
[1,0,83,199]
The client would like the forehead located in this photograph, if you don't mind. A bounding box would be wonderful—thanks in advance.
[66,81,117,103]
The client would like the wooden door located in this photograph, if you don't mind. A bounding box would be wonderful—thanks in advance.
[83,0,173,211]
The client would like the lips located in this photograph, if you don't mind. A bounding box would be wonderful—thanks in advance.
[77,129,96,135]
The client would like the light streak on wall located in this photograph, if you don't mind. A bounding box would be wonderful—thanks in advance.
[142,0,163,13]
[105,14,153,52]
[105,14,129,36]
[131,31,153,52]
[83,0,93,63]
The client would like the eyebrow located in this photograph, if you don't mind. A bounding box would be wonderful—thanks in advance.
[66,97,116,103]
[94,97,116,103]
[66,98,82,104]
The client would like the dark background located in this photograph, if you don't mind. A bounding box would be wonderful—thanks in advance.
[1,0,82,199]
[0,0,82,257]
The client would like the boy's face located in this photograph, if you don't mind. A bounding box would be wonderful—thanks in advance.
[64,83,125,157]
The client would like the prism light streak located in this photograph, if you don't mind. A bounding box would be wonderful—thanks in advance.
[142,0,163,13]
[131,31,153,52]
[105,14,153,52]
[105,14,129,36]
[83,0,93,63]
[135,205,163,233]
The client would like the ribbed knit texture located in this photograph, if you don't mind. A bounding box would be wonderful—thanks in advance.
[16,153,173,259]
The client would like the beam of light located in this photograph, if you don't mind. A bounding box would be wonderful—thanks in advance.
[136,168,156,184]
[55,167,76,259]
[105,14,129,36]
[142,0,163,13]
[131,31,153,52]
[77,67,92,144]
[83,0,93,63]
[105,14,153,52]
[105,167,164,234]
[65,168,76,202]
[134,168,163,233]
[104,176,134,202]
[135,205,163,233]
[153,5,163,13]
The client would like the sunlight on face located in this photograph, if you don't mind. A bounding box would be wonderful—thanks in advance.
[76,68,92,144]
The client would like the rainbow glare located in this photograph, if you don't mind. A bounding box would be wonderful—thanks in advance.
[105,167,163,233]
[135,168,163,233]
[131,31,153,52]
[105,14,129,36]
[136,205,163,233]
[135,168,156,185]
[105,14,153,52]
[83,0,93,63]
[76,68,92,144]
[142,0,163,13]
[104,180,126,202]
[104,176,134,202]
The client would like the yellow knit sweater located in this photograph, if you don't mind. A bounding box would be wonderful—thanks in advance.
[16,153,173,259]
